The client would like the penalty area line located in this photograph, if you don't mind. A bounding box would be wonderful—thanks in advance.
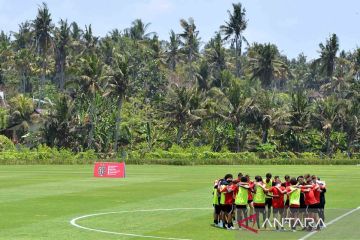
[298,206,360,240]
[70,207,212,240]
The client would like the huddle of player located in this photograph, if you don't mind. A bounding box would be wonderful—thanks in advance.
[212,172,326,232]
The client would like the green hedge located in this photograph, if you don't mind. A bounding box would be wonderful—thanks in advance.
[0,144,359,165]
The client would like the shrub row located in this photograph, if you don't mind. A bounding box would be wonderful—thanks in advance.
[0,145,359,165]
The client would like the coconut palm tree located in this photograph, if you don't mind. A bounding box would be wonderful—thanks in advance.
[103,53,129,153]
[125,19,153,40]
[43,94,75,148]
[317,33,339,82]
[12,21,33,50]
[311,96,345,155]
[179,18,200,82]
[32,2,54,106]
[162,84,206,145]
[54,19,70,90]
[166,30,181,70]
[207,80,258,152]
[205,32,226,88]
[71,54,103,149]
[248,43,289,89]
[220,2,248,77]
[83,24,98,52]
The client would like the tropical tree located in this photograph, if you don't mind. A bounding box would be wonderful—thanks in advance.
[317,33,339,82]
[162,84,206,145]
[248,43,289,89]
[166,30,181,71]
[83,24,98,52]
[311,96,345,155]
[72,54,104,148]
[103,53,130,153]
[205,32,226,87]
[208,80,258,152]
[221,2,248,77]
[125,19,153,40]
[43,94,75,148]
[54,19,70,90]
[179,18,200,82]
[32,2,54,106]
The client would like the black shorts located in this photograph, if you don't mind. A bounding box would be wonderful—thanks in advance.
[236,205,247,209]
[213,204,221,214]
[221,204,234,214]
[307,204,319,213]
[289,207,299,214]
[285,199,289,206]
[254,205,265,209]
[265,198,272,207]
[273,208,284,214]
[248,199,253,204]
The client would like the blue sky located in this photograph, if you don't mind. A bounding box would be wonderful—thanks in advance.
[0,0,359,59]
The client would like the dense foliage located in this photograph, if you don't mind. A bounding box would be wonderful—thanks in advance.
[0,2,359,162]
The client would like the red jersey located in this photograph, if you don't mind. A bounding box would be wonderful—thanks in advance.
[269,186,285,208]
[220,184,236,205]
[312,184,321,203]
[248,181,254,200]
[301,186,318,205]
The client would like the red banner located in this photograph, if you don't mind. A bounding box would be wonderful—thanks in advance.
[93,162,126,178]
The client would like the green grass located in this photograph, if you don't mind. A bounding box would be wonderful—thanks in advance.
[0,165,359,240]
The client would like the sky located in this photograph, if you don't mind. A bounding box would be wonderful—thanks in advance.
[0,0,359,60]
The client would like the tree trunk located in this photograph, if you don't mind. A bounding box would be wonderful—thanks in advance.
[235,37,242,77]
[176,124,184,145]
[235,125,240,152]
[325,129,331,155]
[262,129,268,143]
[38,58,46,108]
[59,58,65,90]
[88,94,96,149]
[114,97,123,153]
[21,72,26,93]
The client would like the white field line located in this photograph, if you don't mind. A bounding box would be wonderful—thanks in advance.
[298,206,360,240]
[70,207,212,240]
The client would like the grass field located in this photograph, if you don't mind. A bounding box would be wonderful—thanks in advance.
[0,165,359,240]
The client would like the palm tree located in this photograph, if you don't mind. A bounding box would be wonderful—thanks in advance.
[32,2,53,107]
[70,54,103,149]
[12,22,34,93]
[311,96,345,155]
[125,19,153,40]
[317,33,339,82]
[343,101,359,156]
[83,24,98,52]
[166,30,181,70]
[179,18,200,82]
[103,53,129,153]
[43,95,75,148]
[205,32,226,88]
[162,84,206,145]
[14,48,35,93]
[221,2,248,77]
[8,95,35,135]
[12,21,33,50]
[248,43,289,89]
[207,80,258,152]
[54,19,70,90]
